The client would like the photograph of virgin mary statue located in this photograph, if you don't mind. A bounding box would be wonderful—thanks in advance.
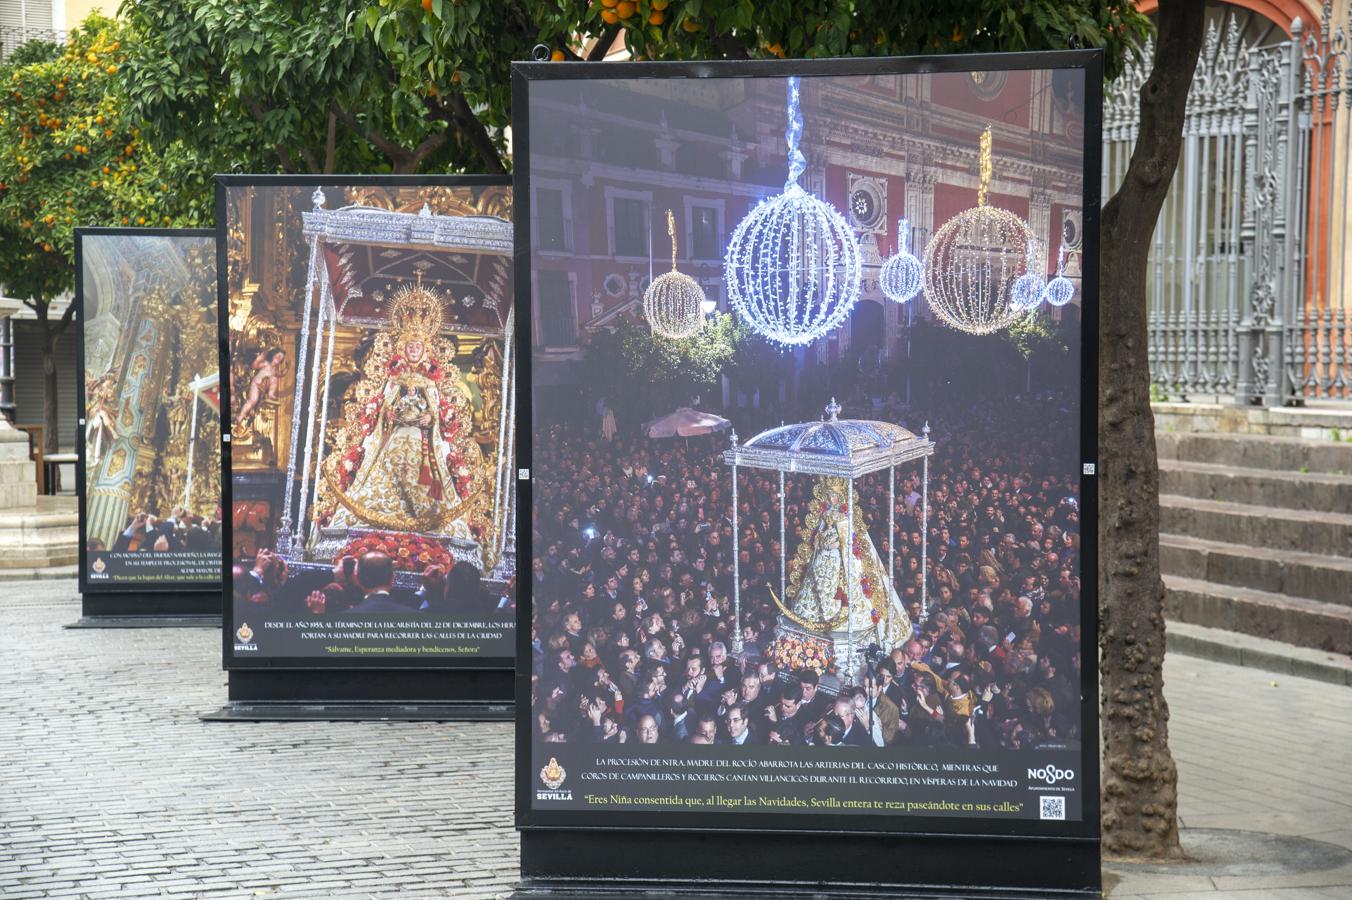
[224,180,517,660]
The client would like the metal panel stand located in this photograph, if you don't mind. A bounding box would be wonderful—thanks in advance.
[515,830,1101,898]
[202,668,513,722]
[67,590,221,628]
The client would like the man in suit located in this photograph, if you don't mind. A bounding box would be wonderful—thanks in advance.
[336,552,414,616]
[764,680,810,746]
[725,703,760,746]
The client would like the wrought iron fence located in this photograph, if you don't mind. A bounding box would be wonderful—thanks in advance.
[1107,2,1352,406]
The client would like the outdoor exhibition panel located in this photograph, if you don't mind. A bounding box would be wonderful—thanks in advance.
[216,176,516,718]
[515,52,1101,896]
[74,228,223,625]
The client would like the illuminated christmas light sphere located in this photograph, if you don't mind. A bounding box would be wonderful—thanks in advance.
[725,76,861,347]
[922,126,1038,335]
[879,217,923,304]
[643,209,706,340]
[1042,244,1077,307]
[1008,238,1046,312]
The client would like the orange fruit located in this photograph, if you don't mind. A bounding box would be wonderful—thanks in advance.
[422,0,433,10]
[652,0,668,7]
[615,1,635,18]
[648,9,664,24]
[681,17,700,32]
[550,49,565,61]
[601,0,618,6]
[601,8,618,23]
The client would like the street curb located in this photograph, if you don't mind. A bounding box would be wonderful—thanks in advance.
[1166,620,1352,686]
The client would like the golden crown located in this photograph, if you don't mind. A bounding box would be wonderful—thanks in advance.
[387,280,444,341]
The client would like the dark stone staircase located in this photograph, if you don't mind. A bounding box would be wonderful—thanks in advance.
[1157,432,1352,657]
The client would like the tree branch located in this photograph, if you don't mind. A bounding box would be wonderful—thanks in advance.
[587,25,620,61]
[428,93,507,174]
[714,35,751,60]
[55,293,77,334]
[324,108,338,174]
[400,131,450,174]
[333,104,412,170]
[240,95,299,173]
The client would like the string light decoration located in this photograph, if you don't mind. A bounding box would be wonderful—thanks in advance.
[879,217,923,304]
[1009,238,1046,312]
[643,209,707,339]
[1042,244,1077,307]
[724,76,861,347]
[922,126,1038,335]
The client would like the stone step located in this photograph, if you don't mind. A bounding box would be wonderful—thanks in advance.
[1160,458,1352,513]
[1159,493,1352,557]
[1157,430,1352,473]
[1164,574,1352,655]
[1160,533,1352,609]
[0,564,76,582]
[1166,620,1352,686]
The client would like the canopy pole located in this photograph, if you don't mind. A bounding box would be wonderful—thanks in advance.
[730,429,742,654]
[888,463,895,648]
[846,476,854,683]
[779,469,786,604]
[921,422,930,622]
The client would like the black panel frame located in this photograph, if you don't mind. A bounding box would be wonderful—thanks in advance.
[511,50,1104,896]
[212,175,516,715]
[73,227,222,623]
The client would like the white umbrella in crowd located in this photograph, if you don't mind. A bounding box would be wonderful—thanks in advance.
[644,407,732,439]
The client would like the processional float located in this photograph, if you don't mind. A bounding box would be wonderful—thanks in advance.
[723,400,934,683]
[272,190,517,585]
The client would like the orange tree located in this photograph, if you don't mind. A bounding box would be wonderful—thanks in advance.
[360,0,1149,173]
[0,13,209,451]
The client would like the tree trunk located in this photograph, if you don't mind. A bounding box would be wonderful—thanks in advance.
[1099,0,1206,860]
[39,311,60,455]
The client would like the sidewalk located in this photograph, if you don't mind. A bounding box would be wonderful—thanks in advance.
[1,580,1349,899]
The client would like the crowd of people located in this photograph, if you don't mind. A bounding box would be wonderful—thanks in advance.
[530,391,1083,752]
[232,548,513,620]
[86,506,223,554]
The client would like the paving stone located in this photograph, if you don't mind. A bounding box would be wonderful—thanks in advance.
[0,581,517,900]
[5,579,1349,899]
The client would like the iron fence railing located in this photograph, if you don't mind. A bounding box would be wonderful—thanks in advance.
[1107,2,1352,406]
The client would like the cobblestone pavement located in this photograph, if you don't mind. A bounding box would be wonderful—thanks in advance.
[2,580,1350,899]
[0,583,516,899]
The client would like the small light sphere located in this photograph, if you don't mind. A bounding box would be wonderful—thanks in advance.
[1043,274,1076,307]
[643,270,706,339]
[725,184,861,347]
[1009,271,1046,312]
[880,251,923,304]
[923,205,1037,335]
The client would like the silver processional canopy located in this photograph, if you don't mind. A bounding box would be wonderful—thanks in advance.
[721,399,934,477]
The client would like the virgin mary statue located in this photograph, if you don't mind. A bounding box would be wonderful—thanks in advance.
[320,282,481,540]
[774,476,913,650]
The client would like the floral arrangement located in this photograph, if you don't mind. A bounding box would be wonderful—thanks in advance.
[772,634,833,675]
[339,531,452,572]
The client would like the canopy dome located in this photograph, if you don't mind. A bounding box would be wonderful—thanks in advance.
[723,400,934,477]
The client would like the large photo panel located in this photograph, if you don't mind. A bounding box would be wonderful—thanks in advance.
[223,179,517,664]
[77,229,222,592]
[522,61,1095,832]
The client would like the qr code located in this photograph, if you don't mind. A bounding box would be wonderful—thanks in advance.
[1039,796,1066,820]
